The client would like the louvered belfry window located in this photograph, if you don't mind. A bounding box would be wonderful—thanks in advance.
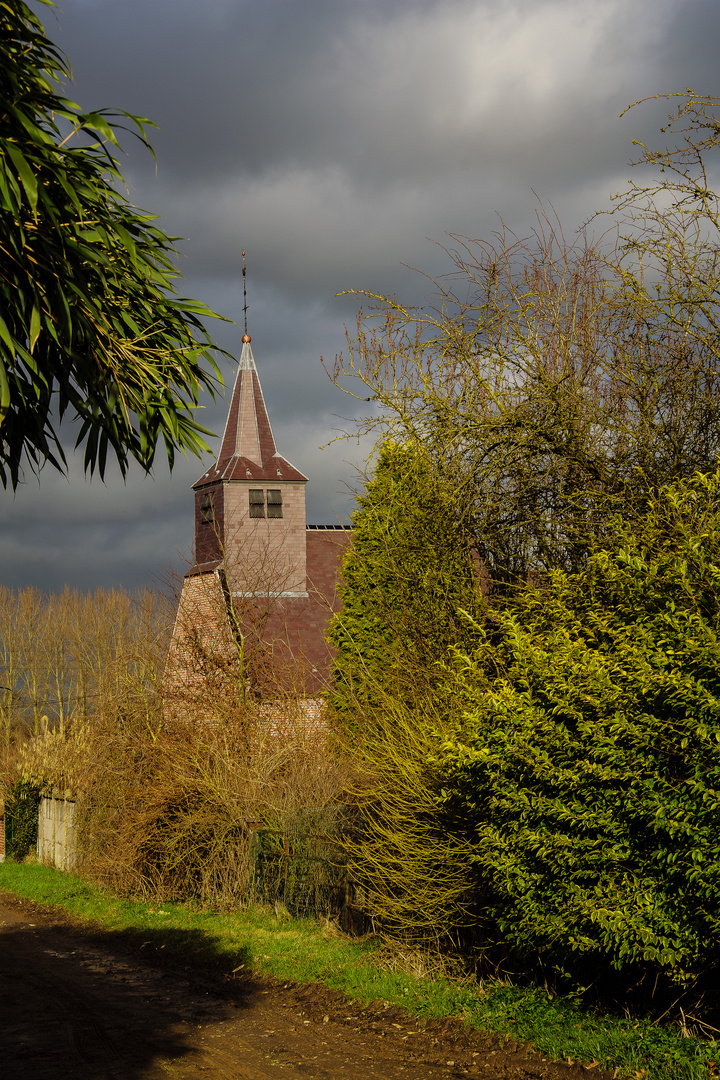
[267,489,283,518]
[200,492,215,526]
[249,489,265,518]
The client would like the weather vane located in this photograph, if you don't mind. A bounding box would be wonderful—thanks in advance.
[242,250,249,339]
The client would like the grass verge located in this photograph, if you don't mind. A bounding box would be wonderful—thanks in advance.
[0,860,717,1080]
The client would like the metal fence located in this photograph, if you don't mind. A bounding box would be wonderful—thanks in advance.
[248,808,369,930]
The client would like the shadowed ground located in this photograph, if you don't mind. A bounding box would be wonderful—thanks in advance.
[0,892,612,1079]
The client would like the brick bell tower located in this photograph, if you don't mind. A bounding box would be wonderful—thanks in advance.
[164,258,351,715]
[191,333,309,597]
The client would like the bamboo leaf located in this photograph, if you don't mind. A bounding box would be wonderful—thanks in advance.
[0,359,11,419]
[29,303,41,352]
[0,313,17,354]
[6,143,38,211]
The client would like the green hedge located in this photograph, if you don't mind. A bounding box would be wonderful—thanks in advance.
[5,779,41,860]
[438,470,720,980]
[329,439,479,730]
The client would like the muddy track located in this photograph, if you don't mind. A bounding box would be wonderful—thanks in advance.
[0,891,613,1080]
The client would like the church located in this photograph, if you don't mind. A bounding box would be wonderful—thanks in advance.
[163,333,351,719]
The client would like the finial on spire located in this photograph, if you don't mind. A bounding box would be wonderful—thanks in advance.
[242,250,250,341]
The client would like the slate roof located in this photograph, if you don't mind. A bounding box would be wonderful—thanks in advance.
[193,338,308,488]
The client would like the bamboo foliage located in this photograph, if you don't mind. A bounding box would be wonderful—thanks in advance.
[438,469,720,981]
[0,0,226,488]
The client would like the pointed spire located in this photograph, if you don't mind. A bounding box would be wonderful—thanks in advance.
[194,341,306,487]
[193,255,307,488]
[194,359,308,492]
[215,334,277,467]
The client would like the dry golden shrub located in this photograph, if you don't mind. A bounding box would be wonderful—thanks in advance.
[76,700,352,906]
[0,585,169,748]
[2,579,353,908]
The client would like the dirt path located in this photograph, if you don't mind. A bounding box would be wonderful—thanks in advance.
[0,891,613,1080]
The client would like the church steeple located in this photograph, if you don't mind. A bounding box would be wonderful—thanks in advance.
[194,335,307,488]
[165,258,351,712]
[191,256,308,584]
[191,326,308,592]
[219,337,266,466]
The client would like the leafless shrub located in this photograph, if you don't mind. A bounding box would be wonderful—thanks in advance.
[76,700,353,906]
[0,585,169,751]
[2,555,353,908]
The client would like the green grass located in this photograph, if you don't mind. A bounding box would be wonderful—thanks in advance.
[0,860,717,1080]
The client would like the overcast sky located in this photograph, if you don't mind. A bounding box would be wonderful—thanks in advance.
[2,0,718,592]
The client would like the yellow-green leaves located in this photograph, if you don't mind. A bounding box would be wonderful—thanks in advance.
[436,469,720,981]
[6,143,38,211]
[28,304,41,353]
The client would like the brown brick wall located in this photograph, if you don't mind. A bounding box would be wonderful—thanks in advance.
[246,528,351,695]
[163,571,240,721]
[165,528,352,713]
[194,483,225,564]
[306,529,351,607]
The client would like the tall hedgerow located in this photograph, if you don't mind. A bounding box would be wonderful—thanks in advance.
[328,439,480,732]
[338,465,720,991]
[326,439,482,934]
[437,468,720,983]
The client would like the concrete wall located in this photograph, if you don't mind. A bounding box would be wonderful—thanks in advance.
[37,792,77,872]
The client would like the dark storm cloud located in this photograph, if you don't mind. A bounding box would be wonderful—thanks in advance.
[5,0,720,590]
[51,0,694,298]
[41,0,719,303]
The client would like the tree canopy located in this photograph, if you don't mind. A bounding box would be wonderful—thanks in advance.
[0,0,226,489]
[329,96,720,994]
[330,94,720,587]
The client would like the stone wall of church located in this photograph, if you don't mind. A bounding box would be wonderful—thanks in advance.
[164,527,352,715]
[249,527,352,696]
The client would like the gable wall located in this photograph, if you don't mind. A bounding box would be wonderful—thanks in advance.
[165,527,352,714]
